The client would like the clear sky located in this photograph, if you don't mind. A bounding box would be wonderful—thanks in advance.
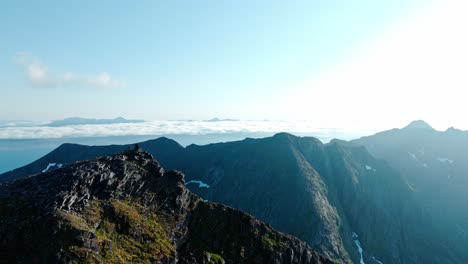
[2,0,466,131]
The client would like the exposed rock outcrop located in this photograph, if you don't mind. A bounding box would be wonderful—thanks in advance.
[0,147,332,264]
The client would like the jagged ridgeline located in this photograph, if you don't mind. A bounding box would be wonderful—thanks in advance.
[0,133,434,263]
[0,147,332,264]
[0,131,458,264]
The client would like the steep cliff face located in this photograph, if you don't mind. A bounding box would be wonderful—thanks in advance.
[0,147,331,264]
[345,121,468,263]
[167,133,424,264]
[169,134,350,263]
[0,133,440,263]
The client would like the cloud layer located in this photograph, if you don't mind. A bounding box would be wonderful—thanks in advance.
[0,120,369,142]
[14,53,124,89]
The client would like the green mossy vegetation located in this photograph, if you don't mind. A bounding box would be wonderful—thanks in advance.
[261,235,287,251]
[207,252,225,264]
[57,210,91,232]
[59,198,175,263]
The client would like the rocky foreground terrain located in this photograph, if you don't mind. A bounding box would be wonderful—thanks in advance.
[1,133,431,263]
[0,146,332,264]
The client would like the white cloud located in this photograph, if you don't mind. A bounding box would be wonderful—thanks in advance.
[284,0,468,131]
[14,53,51,85]
[14,52,124,89]
[85,72,123,88]
[0,120,369,141]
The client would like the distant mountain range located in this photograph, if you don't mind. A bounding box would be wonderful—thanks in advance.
[2,120,467,263]
[204,118,240,122]
[340,120,468,262]
[0,147,331,263]
[45,117,144,127]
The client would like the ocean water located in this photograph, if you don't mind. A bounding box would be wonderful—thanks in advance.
[0,133,274,174]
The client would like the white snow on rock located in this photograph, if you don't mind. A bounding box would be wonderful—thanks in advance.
[372,256,384,264]
[42,163,63,173]
[408,152,429,168]
[365,165,377,172]
[437,158,454,164]
[408,152,417,160]
[352,232,383,263]
[352,232,365,264]
[185,180,210,188]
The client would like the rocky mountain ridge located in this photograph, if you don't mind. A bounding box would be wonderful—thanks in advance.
[344,121,468,262]
[0,133,430,263]
[0,146,332,264]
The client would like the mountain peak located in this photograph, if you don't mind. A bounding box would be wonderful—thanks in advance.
[446,126,462,133]
[403,120,434,130]
[0,149,331,263]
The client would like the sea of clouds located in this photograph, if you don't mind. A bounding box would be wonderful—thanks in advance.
[0,120,371,141]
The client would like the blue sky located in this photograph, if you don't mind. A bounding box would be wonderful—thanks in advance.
[4,0,466,130]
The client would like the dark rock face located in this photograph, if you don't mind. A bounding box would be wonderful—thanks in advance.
[0,134,420,263]
[170,134,425,264]
[346,121,468,263]
[0,148,331,264]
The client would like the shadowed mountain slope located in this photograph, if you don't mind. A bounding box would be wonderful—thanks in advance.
[1,133,443,263]
[342,121,468,262]
[0,147,331,264]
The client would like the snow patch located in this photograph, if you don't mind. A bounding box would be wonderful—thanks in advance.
[372,257,384,264]
[42,163,63,173]
[437,158,454,164]
[365,165,377,172]
[186,180,210,188]
[352,232,365,264]
[408,152,429,168]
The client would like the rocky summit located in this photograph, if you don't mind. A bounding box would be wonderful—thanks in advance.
[0,134,427,263]
[0,146,332,264]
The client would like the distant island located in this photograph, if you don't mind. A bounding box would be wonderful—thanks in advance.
[204,117,239,122]
[46,117,145,127]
